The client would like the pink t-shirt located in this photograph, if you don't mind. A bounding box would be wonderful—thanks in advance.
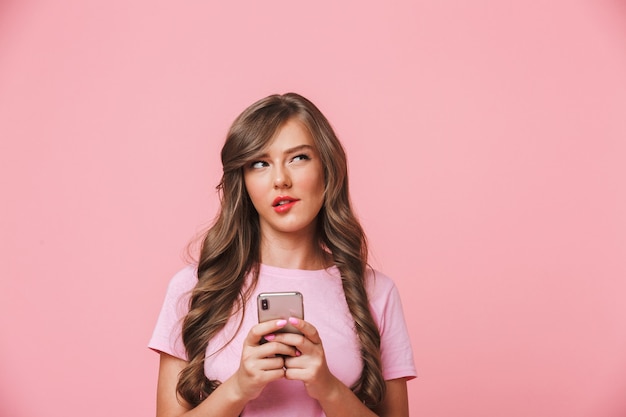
[149,264,416,416]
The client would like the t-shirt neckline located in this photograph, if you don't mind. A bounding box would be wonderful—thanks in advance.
[259,263,340,278]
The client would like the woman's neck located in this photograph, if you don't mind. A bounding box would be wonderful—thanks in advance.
[259,233,332,271]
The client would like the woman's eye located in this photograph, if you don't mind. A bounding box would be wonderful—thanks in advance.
[250,161,268,169]
[291,154,310,163]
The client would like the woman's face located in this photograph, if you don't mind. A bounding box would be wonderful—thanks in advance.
[243,118,325,239]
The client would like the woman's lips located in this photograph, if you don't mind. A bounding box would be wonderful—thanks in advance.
[272,196,299,213]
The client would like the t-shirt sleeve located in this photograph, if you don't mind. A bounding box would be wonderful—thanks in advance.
[148,266,197,360]
[368,271,418,381]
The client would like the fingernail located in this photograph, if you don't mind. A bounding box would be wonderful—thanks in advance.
[295,350,302,357]
[276,319,287,327]
[288,317,299,325]
[264,334,276,341]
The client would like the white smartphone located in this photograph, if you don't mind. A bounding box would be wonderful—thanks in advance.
[257,291,304,335]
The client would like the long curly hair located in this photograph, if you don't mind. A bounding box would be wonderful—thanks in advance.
[177,92,385,409]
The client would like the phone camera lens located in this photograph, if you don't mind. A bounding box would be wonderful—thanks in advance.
[261,298,269,310]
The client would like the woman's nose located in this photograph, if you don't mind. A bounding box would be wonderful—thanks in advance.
[273,167,291,189]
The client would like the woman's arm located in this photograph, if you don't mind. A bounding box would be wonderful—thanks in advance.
[374,378,410,417]
[155,319,298,417]
[280,318,410,417]
[304,375,409,417]
[156,352,253,417]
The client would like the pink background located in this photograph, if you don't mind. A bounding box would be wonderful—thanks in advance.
[1,1,625,416]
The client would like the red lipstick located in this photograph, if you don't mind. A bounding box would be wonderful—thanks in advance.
[272,196,299,213]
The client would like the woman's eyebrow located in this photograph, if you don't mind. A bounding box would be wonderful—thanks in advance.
[254,144,315,159]
[283,144,314,155]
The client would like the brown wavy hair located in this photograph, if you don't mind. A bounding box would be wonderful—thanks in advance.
[177,92,385,409]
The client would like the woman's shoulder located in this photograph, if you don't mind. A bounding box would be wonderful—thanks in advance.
[365,267,397,290]
[364,267,401,305]
[364,268,412,335]
[165,264,199,294]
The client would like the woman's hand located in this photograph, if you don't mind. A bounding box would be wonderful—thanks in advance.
[233,319,300,401]
[272,317,341,402]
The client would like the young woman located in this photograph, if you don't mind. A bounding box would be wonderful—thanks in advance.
[149,93,416,417]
